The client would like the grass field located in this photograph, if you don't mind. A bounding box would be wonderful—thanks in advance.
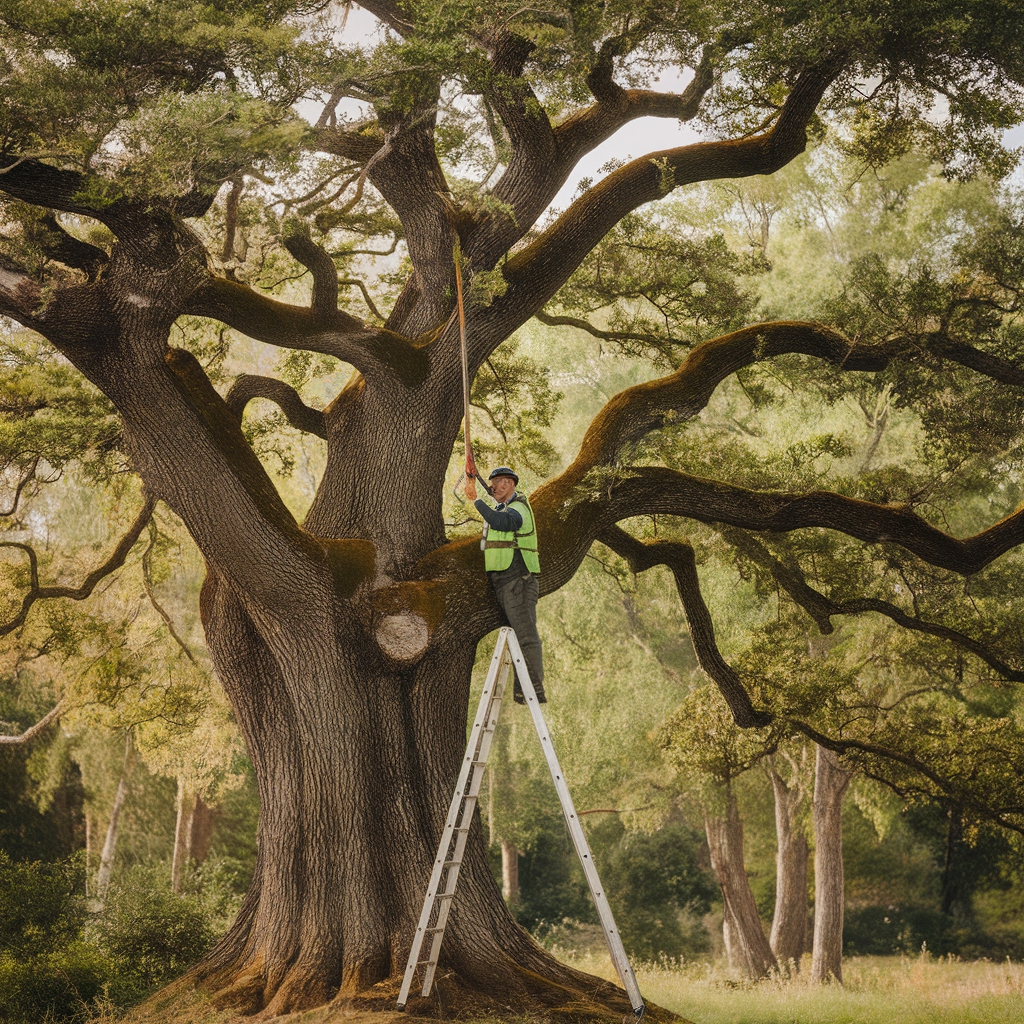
[562,951,1024,1024]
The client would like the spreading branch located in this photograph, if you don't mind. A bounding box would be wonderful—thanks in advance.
[0,493,156,638]
[186,277,429,387]
[0,698,68,745]
[722,526,1024,682]
[472,38,716,271]
[226,374,327,439]
[597,525,771,727]
[494,61,844,342]
[603,466,1024,577]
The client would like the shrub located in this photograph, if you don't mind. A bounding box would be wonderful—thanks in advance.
[0,851,85,958]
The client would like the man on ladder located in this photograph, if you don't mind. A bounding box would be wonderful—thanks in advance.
[465,466,546,704]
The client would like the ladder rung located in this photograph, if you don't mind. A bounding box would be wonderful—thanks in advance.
[443,859,461,867]
[416,959,437,967]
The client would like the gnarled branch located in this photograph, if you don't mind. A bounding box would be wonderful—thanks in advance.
[597,524,771,728]
[186,277,429,387]
[722,526,1024,682]
[493,61,844,344]
[0,493,156,638]
[226,374,327,439]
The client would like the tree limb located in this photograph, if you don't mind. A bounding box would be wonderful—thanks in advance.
[597,524,771,728]
[0,493,156,638]
[534,310,666,350]
[186,276,429,387]
[603,466,1024,577]
[721,526,1024,682]
[356,0,413,35]
[225,374,327,439]
[0,698,68,745]
[472,40,716,272]
[493,61,844,342]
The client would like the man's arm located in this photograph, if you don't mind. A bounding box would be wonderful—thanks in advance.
[474,499,523,533]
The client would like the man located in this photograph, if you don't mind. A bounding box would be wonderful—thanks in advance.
[465,466,546,703]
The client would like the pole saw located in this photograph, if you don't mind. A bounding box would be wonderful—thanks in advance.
[453,242,492,502]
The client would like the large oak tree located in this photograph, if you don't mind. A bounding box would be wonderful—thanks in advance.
[2,0,1024,1015]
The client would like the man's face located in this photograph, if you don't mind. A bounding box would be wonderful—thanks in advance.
[490,474,516,503]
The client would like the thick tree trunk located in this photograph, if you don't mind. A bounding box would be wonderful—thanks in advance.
[811,744,851,984]
[172,780,197,893]
[769,766,809,968]
[192,575,633,1017]
[704,788,778,979]
[501,839,520,904]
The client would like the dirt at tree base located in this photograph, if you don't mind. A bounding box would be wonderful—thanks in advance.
[123,976,686,1024]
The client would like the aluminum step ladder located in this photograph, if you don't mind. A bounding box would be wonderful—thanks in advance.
[397,626,645,1017]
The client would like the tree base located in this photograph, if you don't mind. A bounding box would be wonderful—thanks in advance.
[125,970,686,1024]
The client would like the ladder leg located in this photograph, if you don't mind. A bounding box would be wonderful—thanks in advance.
[397,632,511,1009]
[505,629,646,1018]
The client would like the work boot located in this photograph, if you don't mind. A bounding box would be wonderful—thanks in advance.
[513,680,526,704]
[535,686,547,704]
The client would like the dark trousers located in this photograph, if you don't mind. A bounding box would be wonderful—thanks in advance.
[489,563,544,690]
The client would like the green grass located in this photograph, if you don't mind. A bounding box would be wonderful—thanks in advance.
[559,952,1024,1024]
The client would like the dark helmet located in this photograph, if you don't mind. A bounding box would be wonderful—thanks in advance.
[488,466,519,485]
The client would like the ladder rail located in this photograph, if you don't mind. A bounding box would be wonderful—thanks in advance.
[397,641,510,1008]
[505,629,646,1017]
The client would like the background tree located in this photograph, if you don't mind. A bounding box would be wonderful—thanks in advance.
[1,0,1024,1015]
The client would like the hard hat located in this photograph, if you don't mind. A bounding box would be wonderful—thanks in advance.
[488,466,519,485]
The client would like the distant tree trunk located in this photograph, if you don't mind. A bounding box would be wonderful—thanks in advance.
[84,810,92,898]
[811,744,851,984]
[769,765,809,967]
[501,839,520,903]
[704,787,778,979]
[190,796,216,867]
[95,732,134,899]
[172,780,197,892]
[722,906,739,970]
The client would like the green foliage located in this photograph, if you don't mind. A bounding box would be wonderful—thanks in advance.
[591,816,717,960]
[0,851,85,958]
[94,861,239,996]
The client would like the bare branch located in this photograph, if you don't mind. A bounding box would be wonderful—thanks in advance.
[226,374,327,439]
[0,493,156,638]
[1,459,40,517]
[534,310,665,350]
[339,278,384,321]
[0,698,68,745]
[142,522,198,665]
[355,0,413,35]
[597,525,771,728]
[282,234,339,320]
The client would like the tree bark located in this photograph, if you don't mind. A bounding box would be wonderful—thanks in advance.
[769,765,809,968]
[704,788,778,979]
[811,744,851,984]
[172,780,197,893]
[501,839,520,904]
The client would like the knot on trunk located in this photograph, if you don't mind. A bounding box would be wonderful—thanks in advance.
[371,580,447,664]
[374,612,430,662]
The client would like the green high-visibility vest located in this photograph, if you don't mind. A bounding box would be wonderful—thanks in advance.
[482,494,540,574]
